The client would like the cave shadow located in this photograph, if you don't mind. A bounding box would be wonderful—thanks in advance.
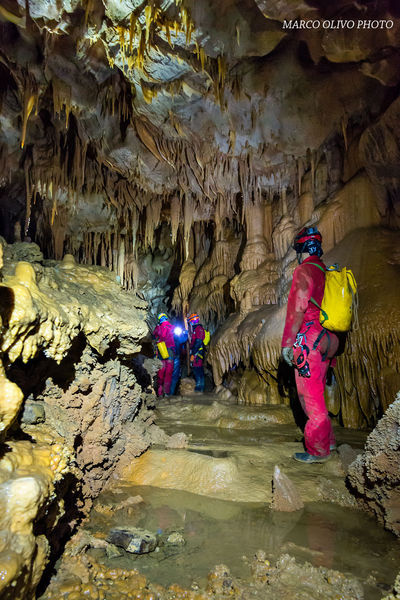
[34,471,85,598]
[233,223,247,275]
[277,359,307,433]
[7,332,86,399]
[130,352,153,391]
[0,286,14,328]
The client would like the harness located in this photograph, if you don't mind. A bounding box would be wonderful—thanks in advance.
[293,321,332,378]
[313,328,331,362]
[293,322,312,378]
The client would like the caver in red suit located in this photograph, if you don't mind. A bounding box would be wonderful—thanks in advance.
[281,227,339,462]
[188,313,205,392]
[153,314,175,397]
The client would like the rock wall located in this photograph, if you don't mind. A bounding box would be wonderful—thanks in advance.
[347,392,400,537]
[207,226,400,429]
[0,239,153,598]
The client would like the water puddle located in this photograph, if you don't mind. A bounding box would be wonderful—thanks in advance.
[86,484,398,599]
[82,396,399,599]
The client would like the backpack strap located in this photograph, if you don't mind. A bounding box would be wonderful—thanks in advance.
[309,296,329,324]
[307,262,329,324]
[307,262,326,274]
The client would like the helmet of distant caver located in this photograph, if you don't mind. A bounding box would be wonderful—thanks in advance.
[187,313,200,324]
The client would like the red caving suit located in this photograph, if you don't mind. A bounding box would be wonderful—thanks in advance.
[190,324,205,367]
[153,320,175,396]
[281,255,339,456]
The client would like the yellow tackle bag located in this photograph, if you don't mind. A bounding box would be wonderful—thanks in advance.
[204,330,210,346]
[310,263,357,332]
[157,341,169,359]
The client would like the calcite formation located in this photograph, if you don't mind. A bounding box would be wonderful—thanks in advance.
[20,345,154,499]
[0,432,73,600]
[0,0,398,597]
[347,392,400,537]
[0,0,398,432]
[0,239,150,598]
[0,238,147,436]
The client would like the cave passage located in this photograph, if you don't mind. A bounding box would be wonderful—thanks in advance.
[41,393,399,600]
[0,0,400,598]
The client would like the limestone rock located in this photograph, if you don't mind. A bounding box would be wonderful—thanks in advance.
[271,465,304,512]
[107,527,157,554]
[337,444,360,474]
[165,432,189,449]
[179,377,196,395]
[21,400,45,425]
[166,531,185,545]
[347,393,400,536]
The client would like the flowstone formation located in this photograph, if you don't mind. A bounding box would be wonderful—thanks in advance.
[0,239,154,598]
[208,227,400,429]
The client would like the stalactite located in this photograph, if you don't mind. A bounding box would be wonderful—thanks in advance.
[144,197,162,249]
[170,195,180,245]
[21,92,37,149]
[342,115,349,151]
[24,158,32,237]
[183,194,194,259]
[110,233,117,271]
[131,207,139,258]
[53,77,72,129]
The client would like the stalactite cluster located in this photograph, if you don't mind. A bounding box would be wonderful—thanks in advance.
[0,0,399,428]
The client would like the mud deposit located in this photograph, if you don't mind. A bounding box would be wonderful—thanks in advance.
[42,395,400,600]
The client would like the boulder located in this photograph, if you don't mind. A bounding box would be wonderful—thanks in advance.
[107,527,157,554]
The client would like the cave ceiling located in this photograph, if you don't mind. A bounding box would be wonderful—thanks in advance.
[0,0,399,247]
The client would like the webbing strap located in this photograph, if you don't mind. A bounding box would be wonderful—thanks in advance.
[312,329,331,361]
[307,262,326,274]
[310,296,329,324]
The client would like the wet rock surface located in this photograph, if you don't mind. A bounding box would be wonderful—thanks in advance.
[39,392,398,600]
[39,550,368,600]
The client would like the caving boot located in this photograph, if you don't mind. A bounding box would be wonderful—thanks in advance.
[293,451,331,463]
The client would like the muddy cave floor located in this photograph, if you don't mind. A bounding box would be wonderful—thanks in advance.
[43,393,400,600]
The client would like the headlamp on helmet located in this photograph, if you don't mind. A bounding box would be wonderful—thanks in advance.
[187,313,200,325]
[157,313,169,324]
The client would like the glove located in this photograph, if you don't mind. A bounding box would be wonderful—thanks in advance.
[282,346,294,366]
[190,355,195,363]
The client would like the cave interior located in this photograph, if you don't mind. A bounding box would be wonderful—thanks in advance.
[0,0,400,598]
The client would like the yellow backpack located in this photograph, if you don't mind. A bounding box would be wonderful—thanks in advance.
[310,263,357,332]
[204,330,210,346]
